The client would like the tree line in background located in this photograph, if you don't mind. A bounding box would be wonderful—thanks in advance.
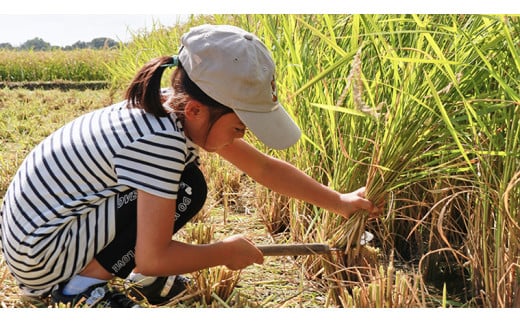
[0,37,120,51]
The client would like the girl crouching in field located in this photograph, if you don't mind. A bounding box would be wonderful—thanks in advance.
[0,24,381,307]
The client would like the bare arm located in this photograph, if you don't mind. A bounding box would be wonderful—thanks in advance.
[134,189,263,276]
[217,139,379,219]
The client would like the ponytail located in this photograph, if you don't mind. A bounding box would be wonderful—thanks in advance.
[125,55,233,123]
[125,56,173,117]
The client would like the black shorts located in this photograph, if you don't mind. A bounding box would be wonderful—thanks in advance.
[95,162,207,278]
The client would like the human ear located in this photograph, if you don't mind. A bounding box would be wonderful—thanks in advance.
[184,100,205,120]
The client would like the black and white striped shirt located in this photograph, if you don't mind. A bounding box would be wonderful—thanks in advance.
[0,100,199,296]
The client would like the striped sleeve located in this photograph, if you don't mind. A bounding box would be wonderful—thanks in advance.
[114,131,188,199]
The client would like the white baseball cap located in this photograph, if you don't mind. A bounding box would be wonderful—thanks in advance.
[178,24,301,150]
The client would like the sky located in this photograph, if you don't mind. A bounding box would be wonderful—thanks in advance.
[1,1,518,47]
[0,14,187,47]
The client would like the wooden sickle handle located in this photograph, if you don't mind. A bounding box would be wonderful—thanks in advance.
[257,243,332,256]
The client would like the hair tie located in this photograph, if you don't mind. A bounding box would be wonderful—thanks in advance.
[161,56,179,68]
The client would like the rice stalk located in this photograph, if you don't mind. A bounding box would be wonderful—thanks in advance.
[255,186,291,236]
[190,267,241,306]
[181,220,243,306]
[333,48,439,263]
[324,254,427,307]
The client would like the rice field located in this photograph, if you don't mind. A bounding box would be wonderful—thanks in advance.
[0,49,119,82]
[1,14,519,308]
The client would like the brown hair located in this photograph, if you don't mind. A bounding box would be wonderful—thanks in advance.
[125,56,233,124]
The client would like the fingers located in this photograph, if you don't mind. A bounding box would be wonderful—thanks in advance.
[254,249,265,265]
[360,198,376,214]
[223,235,264,268]
[245,237,265,265]
[354,187,385,216]
[355,186,367,198]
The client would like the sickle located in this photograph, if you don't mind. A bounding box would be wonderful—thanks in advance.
[256,231,374,256]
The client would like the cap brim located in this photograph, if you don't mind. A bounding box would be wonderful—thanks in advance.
[234,103,301,150]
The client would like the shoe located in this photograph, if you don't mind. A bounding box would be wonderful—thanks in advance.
[129,275,190,305]
[50,282,141,308]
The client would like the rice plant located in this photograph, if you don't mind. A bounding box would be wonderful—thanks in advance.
[107,14,519,307]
